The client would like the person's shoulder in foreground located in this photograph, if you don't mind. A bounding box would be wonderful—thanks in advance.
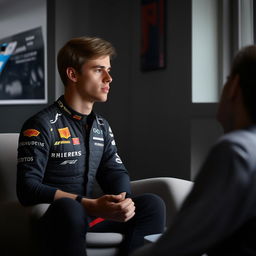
[131,45,256,256]
[210,125,256,166]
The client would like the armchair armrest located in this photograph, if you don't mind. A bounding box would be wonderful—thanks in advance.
[131,177,193,226]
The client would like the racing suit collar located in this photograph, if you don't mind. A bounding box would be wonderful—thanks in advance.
[56,95,95,123]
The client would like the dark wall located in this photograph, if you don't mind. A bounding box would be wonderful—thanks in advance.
[85,0,192,180]
[130,0,192,180]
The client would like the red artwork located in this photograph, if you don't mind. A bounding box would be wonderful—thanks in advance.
[141,0,166,71]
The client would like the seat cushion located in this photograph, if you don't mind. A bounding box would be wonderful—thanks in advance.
[87,247,119,256]
[31,204,124,248]
[86,232,123,247]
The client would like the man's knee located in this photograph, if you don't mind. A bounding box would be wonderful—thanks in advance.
[134,193,166,214]
[38,198,87,255]
[45,197,88,230]
[132,193,166,233]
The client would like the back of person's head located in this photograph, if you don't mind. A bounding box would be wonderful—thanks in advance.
[57,36,116,86]
[231,45,256,122]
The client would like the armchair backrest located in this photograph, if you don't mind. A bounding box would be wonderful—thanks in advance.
[0,133,19,202]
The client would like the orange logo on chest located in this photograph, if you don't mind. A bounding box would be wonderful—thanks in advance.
[58,127,71,139]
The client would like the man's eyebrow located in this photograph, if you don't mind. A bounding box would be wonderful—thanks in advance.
[92,65,111,69]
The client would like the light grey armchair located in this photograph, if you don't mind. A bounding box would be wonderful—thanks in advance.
[0,133,193,256]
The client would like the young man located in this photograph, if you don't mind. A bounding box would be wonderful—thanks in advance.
[132,45,256,256]
[17,37,165,256]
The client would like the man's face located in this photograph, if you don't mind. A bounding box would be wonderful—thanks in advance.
[75,55,112,103]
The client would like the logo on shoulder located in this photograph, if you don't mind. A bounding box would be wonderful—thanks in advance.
[58,127,71,139]
[23,129,40,137]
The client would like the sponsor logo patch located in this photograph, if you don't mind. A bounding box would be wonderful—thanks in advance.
[18,156,34,163]
[19,141,44,147]
[93,136,104,141]
[93,128,103,135]
[115,153,122,164]
[58,127,71,139]
[72,138,80,145]
[94,142,104,147]
[109,127,114,137]
[60,159,78,165]
[51,151,82,158]
[73,115,82,120]
[50,113,62,124]
[23,129,40,137]
[54,140,71,145]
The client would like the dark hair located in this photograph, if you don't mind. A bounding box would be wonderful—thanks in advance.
[231,45,256,122]
[57,37,116,85]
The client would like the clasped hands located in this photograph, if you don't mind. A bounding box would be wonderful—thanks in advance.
[82,192,135,222]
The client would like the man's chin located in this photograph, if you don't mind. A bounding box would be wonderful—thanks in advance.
[96,97,108,103]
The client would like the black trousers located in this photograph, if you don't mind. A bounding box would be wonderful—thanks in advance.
[37,193,165,256]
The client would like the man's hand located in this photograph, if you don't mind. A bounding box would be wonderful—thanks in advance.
[82,192,135,222]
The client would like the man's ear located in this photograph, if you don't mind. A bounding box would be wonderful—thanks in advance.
[66,67,78,82]
[228,74,240,100]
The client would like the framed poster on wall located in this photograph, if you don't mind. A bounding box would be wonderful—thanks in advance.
[0,27,47,104]
[141,0,166,71]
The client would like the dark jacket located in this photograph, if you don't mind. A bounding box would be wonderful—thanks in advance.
[17,96,131,206]
[131,126,256,256]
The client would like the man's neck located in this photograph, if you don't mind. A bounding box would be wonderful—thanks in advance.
[227,104,254,133]
[63,92,93,115]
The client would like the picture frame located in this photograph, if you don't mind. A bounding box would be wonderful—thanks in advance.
[0,27,47,104]
[141,0,166,71]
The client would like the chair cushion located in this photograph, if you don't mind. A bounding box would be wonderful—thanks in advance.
[87,247,119,256]
[86,232,123,247]
[31,204,124,248]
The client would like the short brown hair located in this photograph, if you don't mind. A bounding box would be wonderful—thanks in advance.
[231,45,256,122]
[57,37,116,85]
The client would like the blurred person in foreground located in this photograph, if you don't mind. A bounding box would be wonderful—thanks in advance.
[132,45,256,256]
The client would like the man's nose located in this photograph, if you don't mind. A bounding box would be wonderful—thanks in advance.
[104,71,112,83]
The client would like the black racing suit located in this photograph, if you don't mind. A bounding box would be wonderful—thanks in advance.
[16,96,165,256]
[17,95,131,205]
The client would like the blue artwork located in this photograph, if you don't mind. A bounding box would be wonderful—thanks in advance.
[0,27,46,104]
